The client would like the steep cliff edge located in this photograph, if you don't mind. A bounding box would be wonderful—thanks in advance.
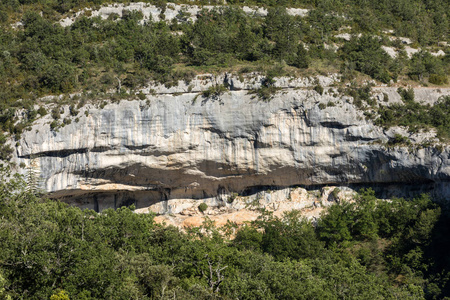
[14,75,450,211]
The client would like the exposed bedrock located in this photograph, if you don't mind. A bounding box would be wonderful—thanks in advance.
[15,79,450,211]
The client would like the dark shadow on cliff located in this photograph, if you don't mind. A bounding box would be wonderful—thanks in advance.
[422,206,450,299]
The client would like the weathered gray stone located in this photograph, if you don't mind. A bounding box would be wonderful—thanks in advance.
[14,75,450,211]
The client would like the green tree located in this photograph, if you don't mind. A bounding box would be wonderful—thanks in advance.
[408,50,445,81]
[233,225,262,252]
[291,44,310,69]
[317,201,354,245]
[264,7,299,62]
[341,35,393,83]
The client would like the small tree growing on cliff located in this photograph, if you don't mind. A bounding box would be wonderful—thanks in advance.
[291,44,310,69]
[198,202,208,213]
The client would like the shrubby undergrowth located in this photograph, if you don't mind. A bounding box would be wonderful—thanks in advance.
[376,94,450,141]
[0,169,449,299]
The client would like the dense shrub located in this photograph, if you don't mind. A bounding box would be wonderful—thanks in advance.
[314,84,324,95]
[375,95,450,140]
[198,202,208,212]
[340,35,394,83]
[201,84,228,100]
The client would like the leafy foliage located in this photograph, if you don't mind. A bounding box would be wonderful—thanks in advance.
[198,202,208,213]
[375,95,450,140]
[340,35,393,83]
[201,84,228,100]
[408,51,447,82]
[0,169,449,299]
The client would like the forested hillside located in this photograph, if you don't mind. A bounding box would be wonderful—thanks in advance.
[0,0,448,102]
[0,169,450,299]
[1,0,448,45]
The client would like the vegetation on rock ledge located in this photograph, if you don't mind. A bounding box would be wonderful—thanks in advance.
[376,94,450,141]
[0,1,448,148]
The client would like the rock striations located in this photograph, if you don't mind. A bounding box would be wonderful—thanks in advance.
[14,74,450,212]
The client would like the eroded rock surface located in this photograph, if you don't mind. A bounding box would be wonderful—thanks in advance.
[59,2,309,27]
[15,75,450,211]
[149,185,354,228]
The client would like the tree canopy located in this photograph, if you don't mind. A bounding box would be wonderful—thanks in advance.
[0,169,449,299]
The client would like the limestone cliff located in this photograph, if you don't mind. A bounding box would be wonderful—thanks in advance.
[14,74,450,211]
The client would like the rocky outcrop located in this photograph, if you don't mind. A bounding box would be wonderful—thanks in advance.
[59,2,309,27]
[149,185,356,227]
[14,74,450,212]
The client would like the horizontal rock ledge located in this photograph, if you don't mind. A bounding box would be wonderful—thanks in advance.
[13,76,450,211]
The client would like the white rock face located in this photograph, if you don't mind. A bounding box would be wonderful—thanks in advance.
[372,87,450,105]
[59,2,309,27]
[381,46,398,58]
[15,75,450,211]
[145,185,356,226]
